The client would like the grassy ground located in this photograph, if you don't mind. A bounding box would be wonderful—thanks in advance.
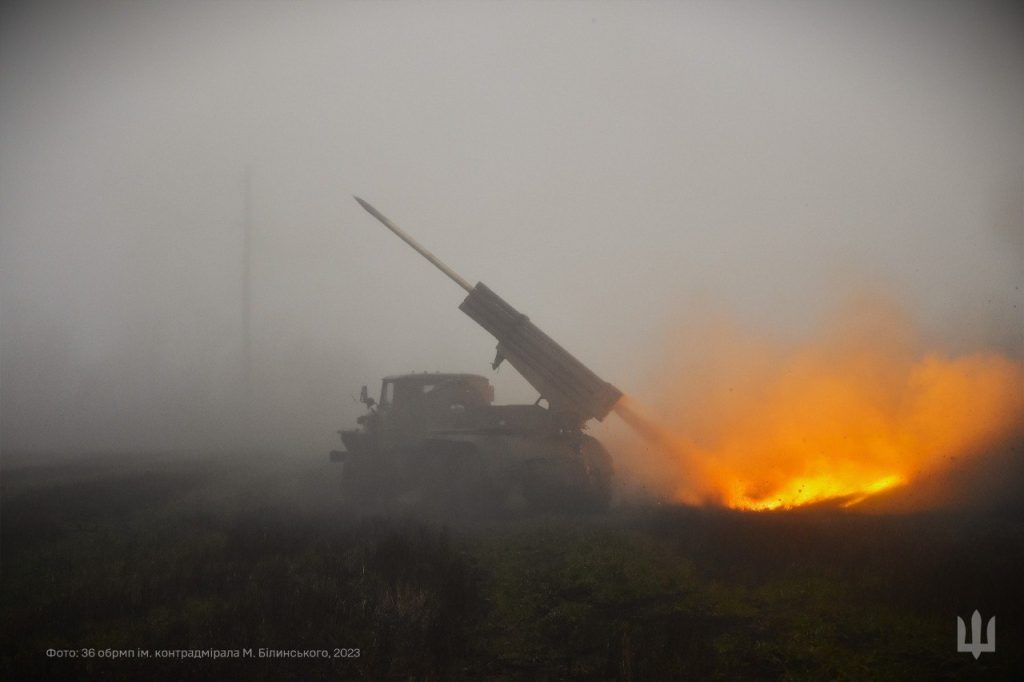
[2,452,1021,680]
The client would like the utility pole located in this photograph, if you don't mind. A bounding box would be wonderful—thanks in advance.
[242,167,252,391]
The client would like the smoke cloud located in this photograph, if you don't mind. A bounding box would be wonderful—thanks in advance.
[606,291,1024,510]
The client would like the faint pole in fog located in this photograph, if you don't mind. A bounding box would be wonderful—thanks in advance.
[237,166,256,450]
[241,167,252,392]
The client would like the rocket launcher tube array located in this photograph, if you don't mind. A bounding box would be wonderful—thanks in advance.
[458,283,622,423]
[354,197,623,424]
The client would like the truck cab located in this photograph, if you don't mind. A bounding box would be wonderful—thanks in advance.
[377,373,494,448]
[333,373,495,459]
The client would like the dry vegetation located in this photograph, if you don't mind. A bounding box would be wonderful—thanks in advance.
[2,452,1022,680]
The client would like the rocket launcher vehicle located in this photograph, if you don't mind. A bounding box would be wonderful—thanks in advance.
[354,197,622,427]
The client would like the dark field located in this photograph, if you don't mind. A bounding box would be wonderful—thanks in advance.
[2,452,1021,680]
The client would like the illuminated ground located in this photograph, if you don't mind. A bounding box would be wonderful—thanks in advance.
[2,451,1021,680]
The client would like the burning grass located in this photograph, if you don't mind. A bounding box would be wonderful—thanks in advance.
[611,295,1024,511]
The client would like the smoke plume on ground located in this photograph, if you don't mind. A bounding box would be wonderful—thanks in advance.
[608,292,1024,511]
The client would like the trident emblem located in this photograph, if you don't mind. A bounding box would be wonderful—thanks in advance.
[957,610,995,659]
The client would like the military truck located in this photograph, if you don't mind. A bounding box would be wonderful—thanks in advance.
[330,198,622,512]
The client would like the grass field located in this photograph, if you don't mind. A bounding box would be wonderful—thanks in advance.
[2,451,1021,680]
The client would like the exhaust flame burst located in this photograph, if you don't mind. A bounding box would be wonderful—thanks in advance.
[612,300,1024,511]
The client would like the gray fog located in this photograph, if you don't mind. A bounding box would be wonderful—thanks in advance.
[2,0,1021,456]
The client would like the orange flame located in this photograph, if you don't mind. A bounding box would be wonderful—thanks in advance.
[611,298,1024,511]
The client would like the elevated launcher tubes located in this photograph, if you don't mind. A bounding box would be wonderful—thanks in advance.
[354,197,622,427]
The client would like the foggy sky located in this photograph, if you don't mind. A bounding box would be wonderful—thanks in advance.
[2,0,1021,455]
